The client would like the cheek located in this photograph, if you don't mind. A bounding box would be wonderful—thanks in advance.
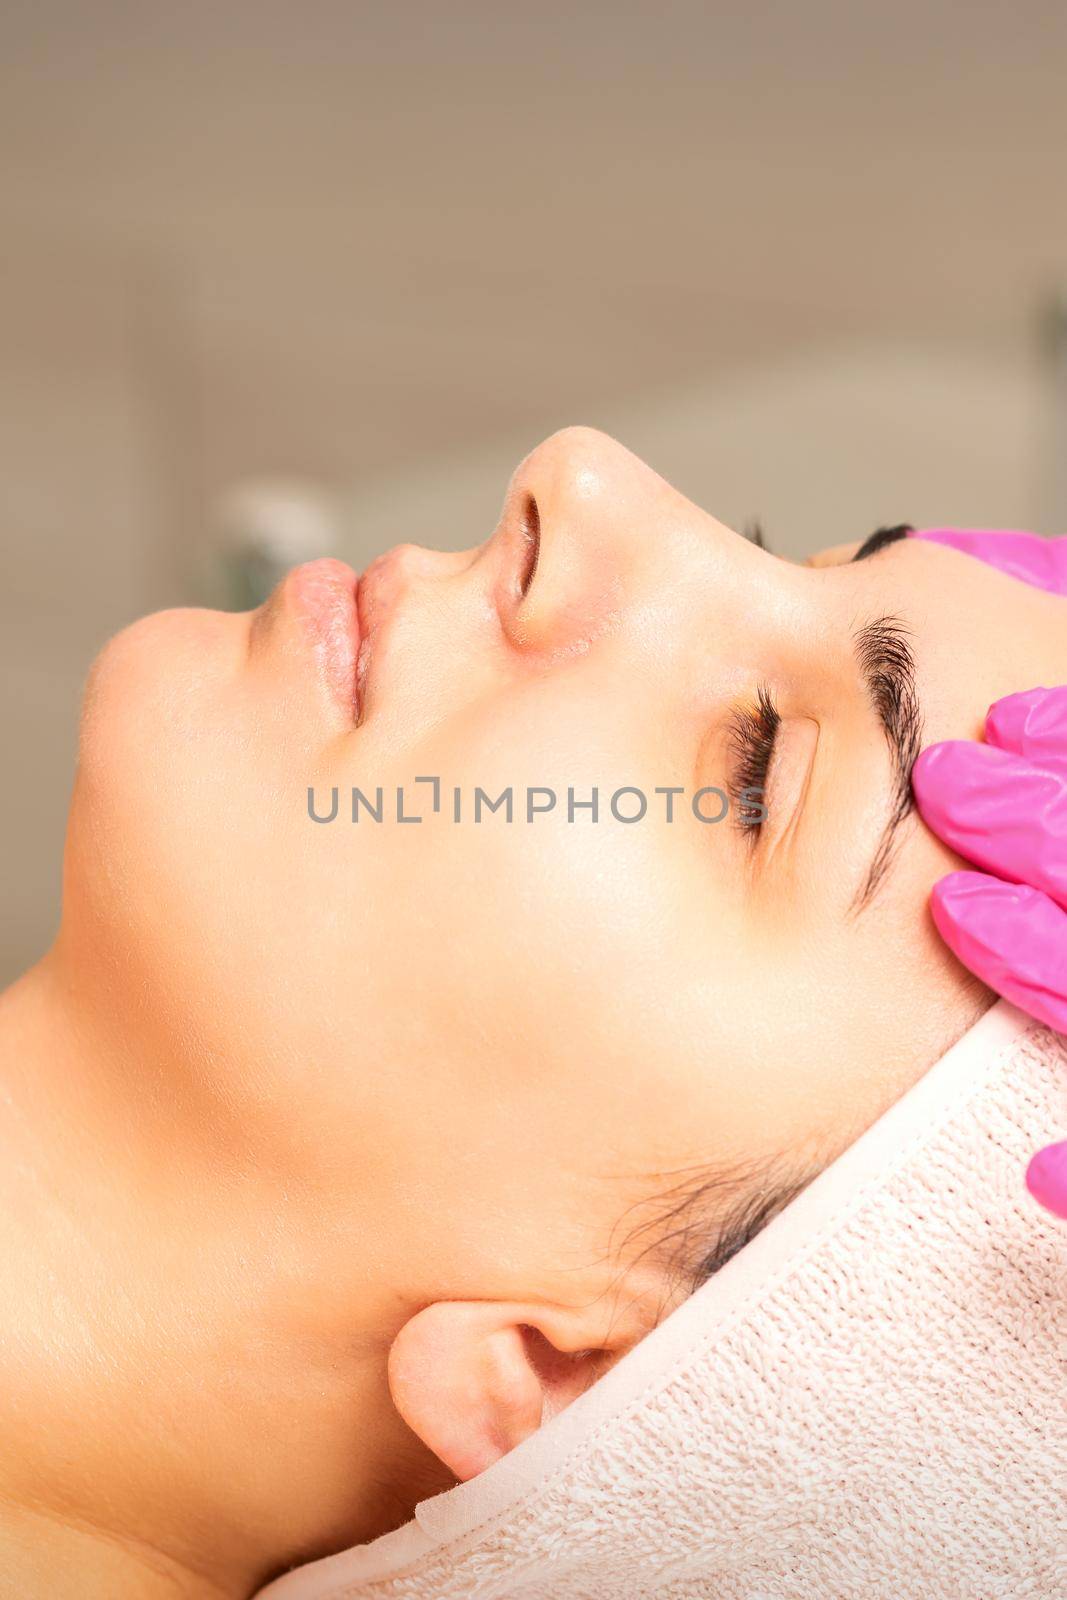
[743,865,986,1167]
[360,676,753,1083]
[372,791,757,1173]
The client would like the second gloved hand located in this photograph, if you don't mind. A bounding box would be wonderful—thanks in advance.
[912,683,1067,1219]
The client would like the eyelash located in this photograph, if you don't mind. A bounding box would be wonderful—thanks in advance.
[726,685,780,836]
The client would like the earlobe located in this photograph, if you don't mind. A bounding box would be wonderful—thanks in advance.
[387,1301,615,1483]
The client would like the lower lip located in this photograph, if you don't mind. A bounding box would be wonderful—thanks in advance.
[286,558,362,720]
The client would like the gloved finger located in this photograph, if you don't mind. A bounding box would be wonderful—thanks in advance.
[910,527,1067,596]
[913,741,1067,907]
[984,684,1067,772]
[929,872,1067,1034]
[1026,1140,1067,1221]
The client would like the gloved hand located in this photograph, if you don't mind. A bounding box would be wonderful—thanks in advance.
[909,527,1067,1221]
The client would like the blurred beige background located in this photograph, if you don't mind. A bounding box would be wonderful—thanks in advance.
[3,1,1067,980]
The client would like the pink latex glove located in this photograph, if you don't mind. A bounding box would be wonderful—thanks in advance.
[910,527,1067,1221]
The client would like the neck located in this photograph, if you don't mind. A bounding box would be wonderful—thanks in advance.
[0,957,421,1599]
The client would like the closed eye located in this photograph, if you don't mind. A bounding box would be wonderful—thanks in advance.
[725,685,780,839]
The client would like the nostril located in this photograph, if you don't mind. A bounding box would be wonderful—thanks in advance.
[518,494,541,600]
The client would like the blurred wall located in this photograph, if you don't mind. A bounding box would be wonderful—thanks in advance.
[0,245,194,977]
[339,339,1045,571]
[2,2,1067,978]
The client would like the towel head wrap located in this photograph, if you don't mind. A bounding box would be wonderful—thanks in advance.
[256,1000,1066,1600]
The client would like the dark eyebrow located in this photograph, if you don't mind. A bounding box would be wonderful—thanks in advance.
[847,614,924,915]
[850,523,913,562]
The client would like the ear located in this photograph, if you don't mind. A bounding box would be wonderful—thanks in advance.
[387,1298,645,1482]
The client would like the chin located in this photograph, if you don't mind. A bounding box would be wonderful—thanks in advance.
[62,610,238,966]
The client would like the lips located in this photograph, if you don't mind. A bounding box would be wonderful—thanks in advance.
[281,557,363,721]
[349,547,409,723]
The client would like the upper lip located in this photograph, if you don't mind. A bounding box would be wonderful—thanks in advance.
[352,549,408,723]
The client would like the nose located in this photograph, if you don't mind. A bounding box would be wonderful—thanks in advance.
[494,427,677,654]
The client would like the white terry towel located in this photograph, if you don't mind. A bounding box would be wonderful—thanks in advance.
[256,1000,1067,1600]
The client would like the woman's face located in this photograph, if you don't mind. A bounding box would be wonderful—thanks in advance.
[61,428,1059,1318]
